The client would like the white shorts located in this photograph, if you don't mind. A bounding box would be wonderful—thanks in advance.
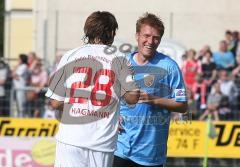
[54,141,114,167]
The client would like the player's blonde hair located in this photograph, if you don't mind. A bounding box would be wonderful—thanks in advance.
[136,12,165,37]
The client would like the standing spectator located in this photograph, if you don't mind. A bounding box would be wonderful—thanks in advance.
[0,59,8,116]
[232,54,240,79]
[232,54,240,119]
[232,31,239,57]
[12,54,29,117]
[197,45,211,61]
[182,49,202,92]
[213,40,235,71]
[225,30,238,57]
[26,59,48,117]
[225,30,235,53]
[28,51,37,69]
[236,31,240,57]
[201,50,217,94]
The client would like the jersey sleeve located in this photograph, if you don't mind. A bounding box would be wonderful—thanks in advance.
[45,54,68,101]
[169,65,187,102]
[115,54,139,96]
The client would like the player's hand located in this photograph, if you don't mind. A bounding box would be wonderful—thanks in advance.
[139,91,152,103]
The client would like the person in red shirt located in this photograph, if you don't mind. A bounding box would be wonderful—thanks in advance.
[182,49,202,92]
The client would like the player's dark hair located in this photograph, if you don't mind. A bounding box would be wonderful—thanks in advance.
[84,11,118,45]
[136,12,165,37]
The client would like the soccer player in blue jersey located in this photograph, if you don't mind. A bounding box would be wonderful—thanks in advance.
[113,13,188,167]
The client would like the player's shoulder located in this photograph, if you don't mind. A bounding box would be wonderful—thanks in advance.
[64,45,90,59]
[57,47,83,69]
[111,51,130,64]
[156,52,180,69]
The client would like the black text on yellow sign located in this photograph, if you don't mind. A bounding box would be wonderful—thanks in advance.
[168,121,240,158]
[0,118,58,137]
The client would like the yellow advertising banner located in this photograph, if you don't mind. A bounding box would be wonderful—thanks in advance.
[0,118,58,137]
[168,121,240,158]
[1,118,240,158]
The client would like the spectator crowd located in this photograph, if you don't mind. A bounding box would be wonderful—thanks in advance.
[182,30,240,120]
[0,51,62,119]
[0,30,240,121]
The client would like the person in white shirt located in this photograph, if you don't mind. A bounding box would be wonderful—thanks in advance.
[46,11,139,167]
[12,54,29,117]
[0,60,8,116]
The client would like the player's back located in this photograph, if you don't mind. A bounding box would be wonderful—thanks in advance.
[47,44,134,152]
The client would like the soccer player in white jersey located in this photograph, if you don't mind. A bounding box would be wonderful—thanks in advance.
[46,11,139,167]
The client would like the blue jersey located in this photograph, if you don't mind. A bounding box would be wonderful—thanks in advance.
[115,52,187,166]
[213,51,235,69]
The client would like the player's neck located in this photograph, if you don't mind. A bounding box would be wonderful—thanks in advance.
[134,53,150,65]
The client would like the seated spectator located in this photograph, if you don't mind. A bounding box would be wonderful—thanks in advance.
[218,69,238,102]
[199,82,222,121]
[213,40,235,71]
[217,69,238,120]
[182,49,202,92]
[218,96,231,120]
[201,50,217,94]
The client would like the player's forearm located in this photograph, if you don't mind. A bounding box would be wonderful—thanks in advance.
[149,98,188,113]
[50,99,63,121]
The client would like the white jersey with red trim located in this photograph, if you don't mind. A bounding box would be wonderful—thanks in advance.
[46,44,137,152]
